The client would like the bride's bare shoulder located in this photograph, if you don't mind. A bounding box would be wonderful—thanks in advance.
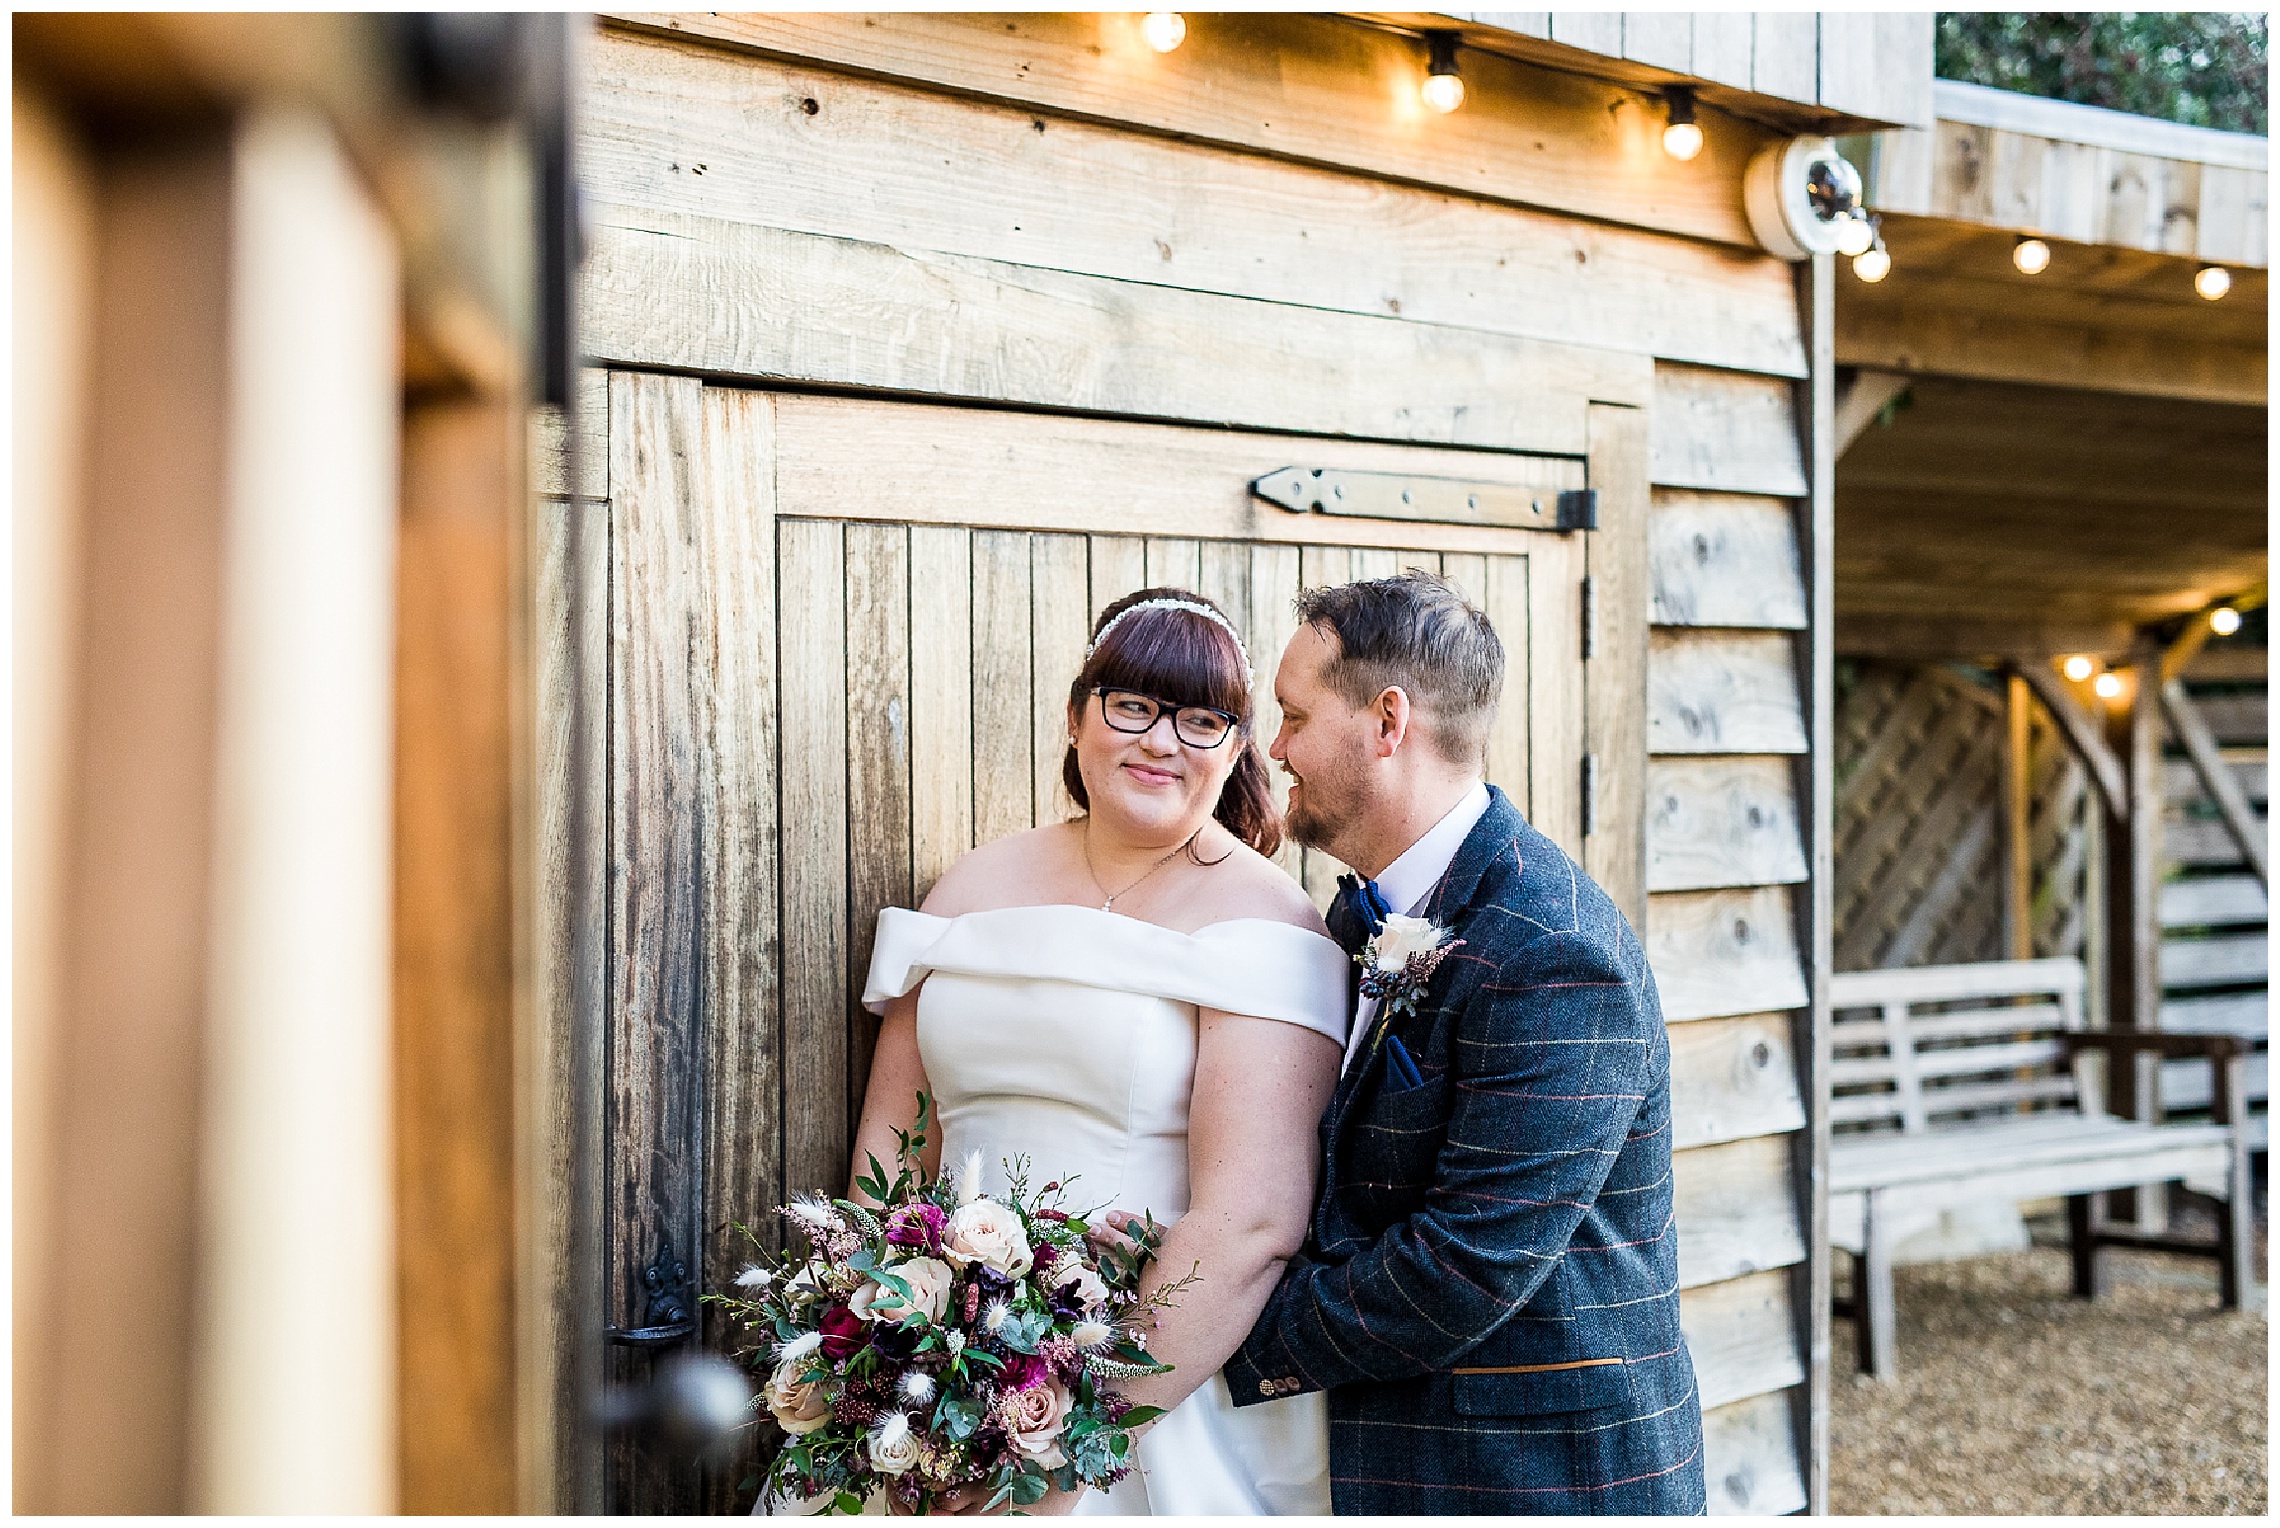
[1192,838,1327,936]
[917,821,1082,917]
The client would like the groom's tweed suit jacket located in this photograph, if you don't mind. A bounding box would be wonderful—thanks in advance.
[1225,786,1705,1515]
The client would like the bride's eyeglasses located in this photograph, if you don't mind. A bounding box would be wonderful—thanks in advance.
[1091,687,1240,749]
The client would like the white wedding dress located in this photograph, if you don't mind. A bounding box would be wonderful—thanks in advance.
[861,903,1348,1516]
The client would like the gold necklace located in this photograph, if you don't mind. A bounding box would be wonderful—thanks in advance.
[1083,823,1201,912]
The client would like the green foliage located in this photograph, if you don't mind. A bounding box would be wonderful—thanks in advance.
[1936,13,2268,134]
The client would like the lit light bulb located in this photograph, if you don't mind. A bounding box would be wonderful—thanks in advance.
[2210,606,2243,635]
[1661,87,1701,161]
[2195,264,2232,301]
[1852,243,1891,283]
[2013,236,2052,275]
[2061,655,2096,683]
[1422,30,1464,114]
[1834,213,1875,258]
[1140,11,1186,54]
[1422,70,1464,113]
[2093,671,2124,700]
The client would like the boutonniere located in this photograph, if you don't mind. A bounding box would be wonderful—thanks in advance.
[1357,913,1462,1020]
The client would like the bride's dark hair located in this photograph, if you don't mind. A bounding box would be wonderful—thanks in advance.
[1063,587,1283,859]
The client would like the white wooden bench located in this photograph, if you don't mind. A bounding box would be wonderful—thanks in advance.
[1829,958,2254,1380]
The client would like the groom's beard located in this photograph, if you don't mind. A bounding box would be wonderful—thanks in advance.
[1282,755,1373,862]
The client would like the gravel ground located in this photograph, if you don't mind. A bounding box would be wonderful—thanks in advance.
[1830,1210,2268,1515]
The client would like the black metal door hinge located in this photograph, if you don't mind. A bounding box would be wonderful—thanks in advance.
[1557,489,1599,530]
[1581,753,1599,839]
[1581,575,1597,660]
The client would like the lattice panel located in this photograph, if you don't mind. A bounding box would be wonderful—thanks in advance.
[1833,662,2090,973]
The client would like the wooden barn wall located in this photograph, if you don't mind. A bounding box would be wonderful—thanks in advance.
[1644,359,1817,1515]
[552,16,1829,1514]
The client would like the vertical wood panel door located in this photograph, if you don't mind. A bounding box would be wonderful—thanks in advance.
[584,379,1628,1510]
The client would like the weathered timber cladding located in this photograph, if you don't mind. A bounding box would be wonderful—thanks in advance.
[566,15,1827,1510]
[600,12,1783,247]
[580,28,1808,377]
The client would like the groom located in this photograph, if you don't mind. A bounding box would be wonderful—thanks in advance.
[1222,571,1705,1514]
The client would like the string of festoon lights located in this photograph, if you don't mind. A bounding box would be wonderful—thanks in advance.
[1133,17,2230,302]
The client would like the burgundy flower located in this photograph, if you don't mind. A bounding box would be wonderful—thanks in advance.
[1000,1352,1048,1391]
[884,1202,947,1254]
[818,1302,869,1361]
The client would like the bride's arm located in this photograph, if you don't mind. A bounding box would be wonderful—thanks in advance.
[846,990,941,1206]
[1106,1007,1340,1416]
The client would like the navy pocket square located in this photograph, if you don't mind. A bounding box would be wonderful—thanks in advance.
[1385,1035,1424,1089]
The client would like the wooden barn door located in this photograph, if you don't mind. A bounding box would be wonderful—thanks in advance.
[572,371,1632,1510]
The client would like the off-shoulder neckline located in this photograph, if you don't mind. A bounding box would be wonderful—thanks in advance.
[885,903,1337,946]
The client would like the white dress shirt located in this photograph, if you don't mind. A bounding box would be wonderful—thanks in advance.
[1340,780,1492,1074]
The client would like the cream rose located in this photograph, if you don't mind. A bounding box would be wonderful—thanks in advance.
[1003,1378,1072,1468]
[1052,1259,1111,1312]
[867,1411,923,1476]
[850,1256,954,1326]
[765,1358,831,1436]
[944,1198,1033,1277]
[1371,913,1451,973]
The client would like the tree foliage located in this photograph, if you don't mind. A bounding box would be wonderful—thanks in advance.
[1935,13,2268,135]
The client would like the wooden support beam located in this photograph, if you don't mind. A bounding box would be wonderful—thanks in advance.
[1833,368,1910,459]
[2015,662,2129,824]
[1835,303,2266,406]
[2003,674,2034,960]
[2159,678,2270,887]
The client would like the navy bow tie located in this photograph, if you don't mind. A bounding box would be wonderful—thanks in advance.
[1327,873,1392,957]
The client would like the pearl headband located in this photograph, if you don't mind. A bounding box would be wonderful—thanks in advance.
[1085,597,1254,690]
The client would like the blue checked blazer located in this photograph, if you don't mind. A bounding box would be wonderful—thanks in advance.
[1225,786,1705,1514]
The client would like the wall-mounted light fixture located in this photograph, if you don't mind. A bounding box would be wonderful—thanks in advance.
[1851,219,1891,282]
[2093,671,2124,699]
[2061,654,2096,682]
[1141,12,1186,54]
[2012,236,2052,275]
[1661,87,1703,161]
[1421,31,1465,113]
[2195,264,2233,301]
[2211,605,2243,635]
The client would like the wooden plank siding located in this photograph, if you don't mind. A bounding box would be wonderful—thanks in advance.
[580,27,1809,379]
[599,11,1790,249]
[566,18,1830,1511]
[1640,356,1818,1510]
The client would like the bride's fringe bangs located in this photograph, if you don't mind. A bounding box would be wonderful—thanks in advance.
[1062,586,1284,860]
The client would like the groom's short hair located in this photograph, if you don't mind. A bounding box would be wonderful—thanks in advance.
[1294,570,1503,765]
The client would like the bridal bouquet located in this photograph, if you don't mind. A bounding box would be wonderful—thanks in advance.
[715,1095,1195,1513]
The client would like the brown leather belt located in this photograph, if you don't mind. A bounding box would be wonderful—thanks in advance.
[1451,1357,1626,1375]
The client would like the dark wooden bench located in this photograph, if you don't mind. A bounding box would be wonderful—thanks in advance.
[1828,958,2254,1379]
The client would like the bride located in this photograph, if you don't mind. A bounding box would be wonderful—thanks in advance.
[849,588,1345,1515]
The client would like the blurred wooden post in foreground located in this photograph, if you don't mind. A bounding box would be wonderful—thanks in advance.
[12,15,560,1513]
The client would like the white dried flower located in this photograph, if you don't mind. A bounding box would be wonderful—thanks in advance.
[734,1265,772,1289]
[1071,1320,1113,1349]
[776,1330,823,1365]
[956,1149,987,1206]
[983,1300,1011,1333]
[944,1330,966,1356]
[1370,913,1453,974]
[785,1194,846,1242]
[899,1369,937,1405]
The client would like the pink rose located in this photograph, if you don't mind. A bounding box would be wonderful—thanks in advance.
[1001,1377,1072,1467]
[849,1257,955,1326]
[765,1359,831,1436]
